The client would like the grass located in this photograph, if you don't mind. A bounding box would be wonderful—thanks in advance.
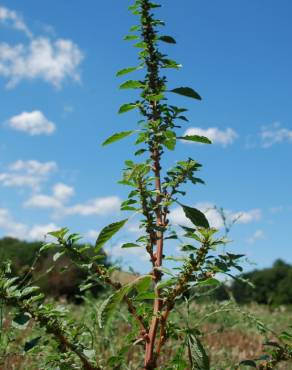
[1,297,292,369]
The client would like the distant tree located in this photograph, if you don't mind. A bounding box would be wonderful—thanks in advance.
[230,259,292,305]
[0,237,109,299]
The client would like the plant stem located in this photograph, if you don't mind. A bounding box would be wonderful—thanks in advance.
[140,1,166,367]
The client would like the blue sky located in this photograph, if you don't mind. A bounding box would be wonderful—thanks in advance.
[0,0,291,273]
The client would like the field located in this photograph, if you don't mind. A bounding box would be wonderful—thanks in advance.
[1,298,292,369]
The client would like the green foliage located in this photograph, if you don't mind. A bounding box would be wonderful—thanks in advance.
[187,334,210,370]
[170,87,202,100]
[179,135,212,144]
[230,259,292,306]
[0,237,108,300]
[95,219,128,252]
[181,205,210,229]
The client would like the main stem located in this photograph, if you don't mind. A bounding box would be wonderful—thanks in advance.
[140,1,166,368]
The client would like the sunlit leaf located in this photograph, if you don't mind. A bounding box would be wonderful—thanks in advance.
[181,204,210,229]
[119,80,144,89]
[102,130,135,146]
[179,135,212,144]
[187,334,210,370]
[118,103,139,114]
[95,219,128,252]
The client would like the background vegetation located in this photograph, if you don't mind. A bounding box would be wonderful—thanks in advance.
[2,238,292,306]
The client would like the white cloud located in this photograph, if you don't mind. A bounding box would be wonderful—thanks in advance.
[0,207,58,240]
[0,37,83,88]
[169,203,261,229]
[0,173,40,189]
[64,196,121,217]
[0,6,83,89]
[0,207,27,239]
[53,183,74,201]
[7,110,56,135]
[232,209,262,224]
[24,183,74,209]
[247,229,265,244]
[0,160,57,191]
[183,127,238,147]
[85,229,100,241]
[24,183,120,219]
[9,160,57,175]
[24,194,63,209]
[260,122,292,148]
[0,6,32,37]
[28,223,59,240]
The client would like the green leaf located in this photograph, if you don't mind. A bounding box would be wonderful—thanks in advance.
[79,283,94,292]
[118,103,139,114]
[119,80,144,89]
[24,336,41,352]
[129,25,140,32]
[98,275,152,327]
[40,242,57,252]
[163,130,176,150]
[162,59,182,69]
[179,135,212,144]
[181,204,210,229]
[239,360,257,368]
[146,93,165,101]
[123,34,139,41]
[170,87,202,100]
[157,278,176,289]
[116,66,141,77]
[13,312,30,326]
[159,35,176,44]
[48,227,69,239]
[102,130,135,146]
[197,278,220,287]
[121,243,141,248]
[135,292,156,300]
[134,41,147,48]
[83,349,96,361]
[53,251,64,262]
[134,275,152,293]
[188,334,210,370]
[95,219,128,252]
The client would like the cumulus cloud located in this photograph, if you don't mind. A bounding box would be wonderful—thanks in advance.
[24,194,63,209]
[85,229,100,241]
[0,160,57,191]
[7,110,56,135]
[247,229,265,244]
[0,6,83,88]
[169,203,261,229]
[0,207,27,239]
[0,37,83,88]
[53,183,74,202]
[63,196,121,217]
[24,183,74,209]
[9,159,57,175]
[0,207,58,240]
[0,6,32,37]
[183,127,238,147]
[24,187,120,220]
[27,223,59,240]
[260,123,292,148]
